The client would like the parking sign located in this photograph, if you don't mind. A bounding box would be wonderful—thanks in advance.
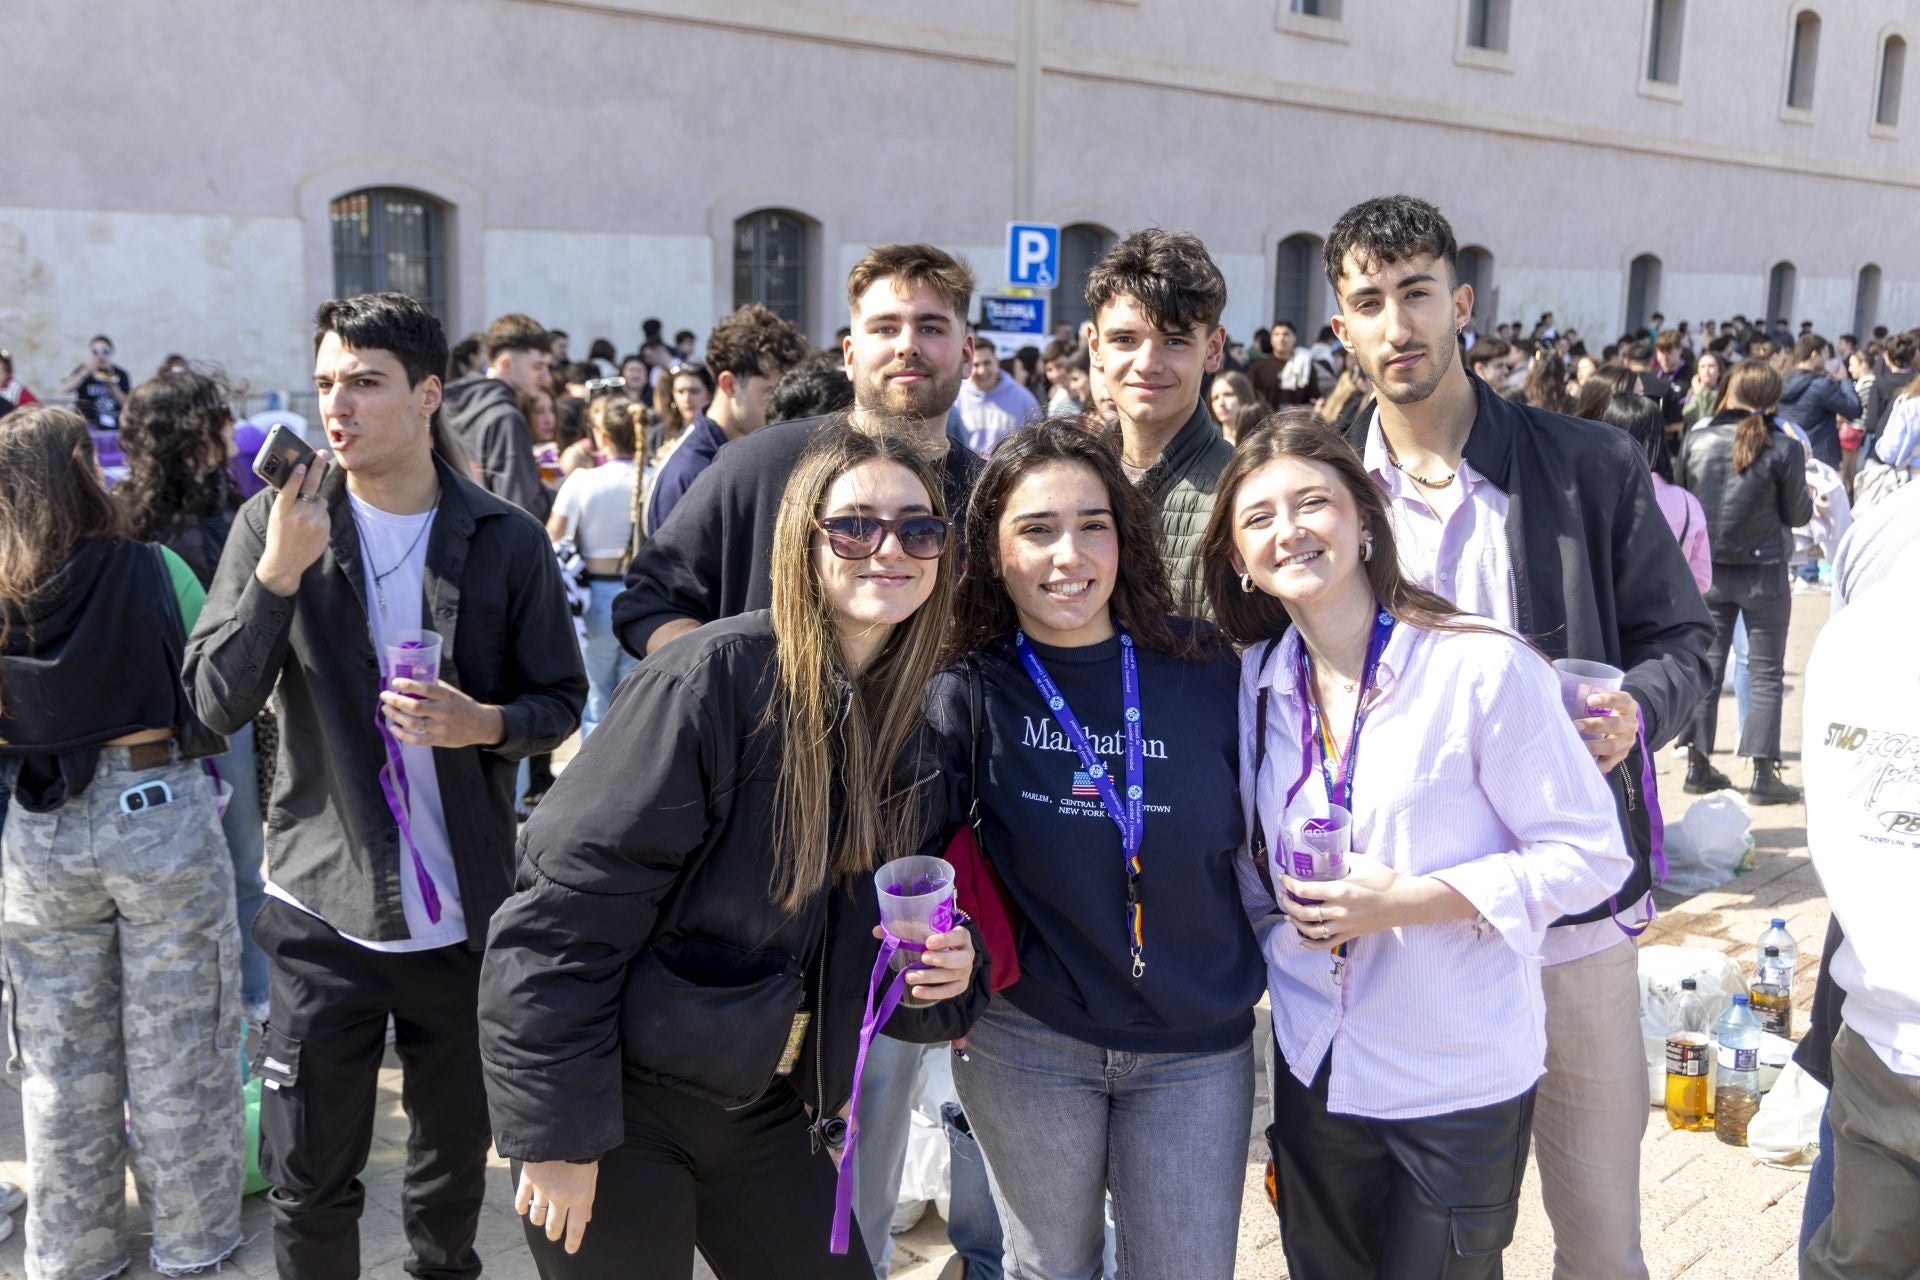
[1006,222,1060,288]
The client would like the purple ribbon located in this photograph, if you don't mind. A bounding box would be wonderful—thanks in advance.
[829,937,909,1255]
[375,658,443,925]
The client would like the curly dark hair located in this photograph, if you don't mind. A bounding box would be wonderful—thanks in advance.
[1084,228,1227,333]
[705,303,811,383]
[117,368,239,541]
[943,418,1206,666]
[1323,194,1460,302]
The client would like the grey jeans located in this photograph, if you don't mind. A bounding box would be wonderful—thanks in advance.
[1803,1024,1920,1278]
[1,748,244,1280]
[952,1000,1252,1280]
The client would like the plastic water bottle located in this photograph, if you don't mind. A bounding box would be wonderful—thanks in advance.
[1663,978,1712,1131]
[1714,994,1763,1146]
[1754,919,1796,1038]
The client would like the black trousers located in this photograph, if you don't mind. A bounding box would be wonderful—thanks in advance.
[519,1077,873,1280]
[252,898,492,1280]
[1269,1048,1535,1280]
[1692,559,1793,760]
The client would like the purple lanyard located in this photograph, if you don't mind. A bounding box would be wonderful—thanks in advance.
[1014,628,1147,978]
[829,936,911,1254]
[1285,608,1396,812]
[374,670,444,926]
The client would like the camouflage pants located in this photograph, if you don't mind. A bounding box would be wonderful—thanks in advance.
[0,750,244,1280]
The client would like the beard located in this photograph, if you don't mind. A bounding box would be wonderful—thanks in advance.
[1365,330,1457,406]
[859,362,965,421]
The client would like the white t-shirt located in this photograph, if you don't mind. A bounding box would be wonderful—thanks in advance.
[1803,582,1920,1077]
[550,457,637,559]
[265,492,468,951]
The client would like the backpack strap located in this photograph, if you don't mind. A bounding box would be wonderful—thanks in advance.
[1248,637,1284,904]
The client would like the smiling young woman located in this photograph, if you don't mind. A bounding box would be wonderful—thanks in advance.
[928,419,1264,1279]
[1200,411,1631,1280]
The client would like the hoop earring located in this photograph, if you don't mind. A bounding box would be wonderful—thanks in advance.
[1362,533,1374,562]
[1240,572,1255,594]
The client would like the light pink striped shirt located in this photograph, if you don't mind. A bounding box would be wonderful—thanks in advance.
[1236,621,1632,1119]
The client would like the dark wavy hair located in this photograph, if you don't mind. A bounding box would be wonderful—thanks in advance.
[1200,410,1481,647]
[117,368,239,541]
[944,418,1203,665]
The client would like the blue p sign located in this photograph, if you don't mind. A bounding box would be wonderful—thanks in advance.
[1006,222,1060,288]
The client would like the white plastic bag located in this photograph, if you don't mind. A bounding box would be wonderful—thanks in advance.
[892,1046,957,1232]
[1662,791,1753,894]
[1748,1061,1827,1166]
[1638,945,1750,1100]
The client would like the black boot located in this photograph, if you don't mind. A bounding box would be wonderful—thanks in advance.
[1684,748,1734,794]
[1749,758,1803,806]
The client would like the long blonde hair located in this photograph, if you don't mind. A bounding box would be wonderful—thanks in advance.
[764,419,955,912]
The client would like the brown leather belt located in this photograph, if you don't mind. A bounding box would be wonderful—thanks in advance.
[126,740,178,771]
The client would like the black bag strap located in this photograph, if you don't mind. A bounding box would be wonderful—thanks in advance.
[1248,637,1284,904]
[965,657,985,838]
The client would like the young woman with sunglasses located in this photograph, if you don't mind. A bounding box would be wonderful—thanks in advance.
[480,420,985,1275]
[929,420,1264,1279]
[1200,413,1630,1280]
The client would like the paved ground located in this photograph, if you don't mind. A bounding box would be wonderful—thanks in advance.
[0,595,1832,1279]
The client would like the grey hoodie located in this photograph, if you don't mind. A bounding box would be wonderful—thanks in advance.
[441,373,550,519]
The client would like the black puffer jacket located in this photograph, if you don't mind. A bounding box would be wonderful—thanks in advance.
[1676,410,1814,565]
[478,611,986,1164]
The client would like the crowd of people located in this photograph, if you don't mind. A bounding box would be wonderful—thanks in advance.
[0,191,1914,1280]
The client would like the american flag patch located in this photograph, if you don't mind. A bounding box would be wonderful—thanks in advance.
[1072,771,1100,797]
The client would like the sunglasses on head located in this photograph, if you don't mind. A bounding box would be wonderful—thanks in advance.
[816,514,952,561]
[668,362,703,378]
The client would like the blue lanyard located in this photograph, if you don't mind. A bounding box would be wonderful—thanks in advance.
[1013,627,1147,978]
[1285,608,1396,813]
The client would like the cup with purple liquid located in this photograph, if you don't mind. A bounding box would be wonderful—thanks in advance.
[1284,805,1352,909]
[1551,658,1624,722]
[384,630,443,688]
[874,855,957,973]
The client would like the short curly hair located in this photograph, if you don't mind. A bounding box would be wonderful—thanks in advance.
[704,304,810,383]
[1084,228,1227,333]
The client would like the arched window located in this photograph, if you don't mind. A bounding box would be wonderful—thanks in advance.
[1646,0,1686,84]
[733,209,812,327]
[1767,261,1798,327]
[1854,265,1882,338]
[1786,10,1821,111]
[1877,35,1907,127]
[1465,0,1510,52]
[1273,233,1328,337]
[1056,223,1117,336]
[1626,254,1663,335]
[1456,246,1496,335]
[330,188,446,319]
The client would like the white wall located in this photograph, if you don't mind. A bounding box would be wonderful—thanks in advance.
[483,229,713,357]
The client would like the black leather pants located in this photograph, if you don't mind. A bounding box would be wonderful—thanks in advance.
[1268,1047,1536,1279]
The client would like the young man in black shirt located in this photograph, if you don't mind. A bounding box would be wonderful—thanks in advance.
[185,292,584,1277]
[441,312,553,520]
[613,243,985,659]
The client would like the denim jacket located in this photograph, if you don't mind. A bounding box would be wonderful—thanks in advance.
[184,455,586,947]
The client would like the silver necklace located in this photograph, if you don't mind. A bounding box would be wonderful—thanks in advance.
[361,492,439,617]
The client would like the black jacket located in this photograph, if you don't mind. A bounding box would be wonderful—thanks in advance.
[183,457,586,946]
[1777,369,1862,468]
[611,416,984,656]
[479,612,986,1163]
[1346,376,1714,923]
[1676,410,1814,566]
[441,374,551,520]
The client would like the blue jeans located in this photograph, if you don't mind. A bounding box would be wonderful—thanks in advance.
[1732,615,1751,740]
[942,1101,1005,1280]
[953,1000,1252,1280]
[1800,1102,1836,1253]
[582,579,639,739]
[207,721,270,1009]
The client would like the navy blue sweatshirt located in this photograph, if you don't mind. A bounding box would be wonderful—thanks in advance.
[928,628,1263,1053]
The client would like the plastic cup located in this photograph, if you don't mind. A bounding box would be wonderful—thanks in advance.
[384,630,442,687]
[1283,805,1351,906]
[1552,658,1624,720]
[874,855,957,972]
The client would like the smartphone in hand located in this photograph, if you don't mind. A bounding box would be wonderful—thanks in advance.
[252,423,319,489]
